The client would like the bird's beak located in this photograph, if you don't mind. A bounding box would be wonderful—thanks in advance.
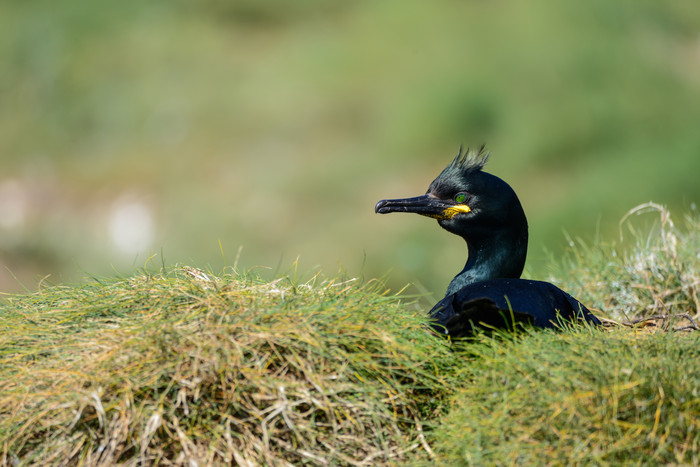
[375,194,471,220]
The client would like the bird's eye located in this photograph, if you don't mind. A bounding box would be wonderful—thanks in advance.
[454,192,468,204]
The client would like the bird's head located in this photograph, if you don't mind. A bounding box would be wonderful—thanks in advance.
[375,146,527,245]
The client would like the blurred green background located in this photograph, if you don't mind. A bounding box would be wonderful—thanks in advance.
[1,0,699,300]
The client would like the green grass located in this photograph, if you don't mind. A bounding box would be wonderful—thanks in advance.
[434,329,700,466]
[1,208,699,465]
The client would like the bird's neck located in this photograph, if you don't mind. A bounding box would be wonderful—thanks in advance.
[445,229,528,296]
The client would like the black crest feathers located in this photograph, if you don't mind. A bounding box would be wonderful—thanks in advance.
[449,145,490,173]
[428,145,490,195]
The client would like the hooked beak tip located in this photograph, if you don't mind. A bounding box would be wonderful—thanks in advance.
[375,199,389,214]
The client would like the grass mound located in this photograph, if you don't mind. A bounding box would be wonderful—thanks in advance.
[433,328,700,465]
[1,269,454,465]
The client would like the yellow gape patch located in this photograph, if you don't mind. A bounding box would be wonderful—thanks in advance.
[440,204,472,219]
[423,204,472,220]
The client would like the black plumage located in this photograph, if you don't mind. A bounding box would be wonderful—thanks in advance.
[375,147,601,337]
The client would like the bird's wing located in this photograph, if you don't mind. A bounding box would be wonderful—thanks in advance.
[445,297,534,337]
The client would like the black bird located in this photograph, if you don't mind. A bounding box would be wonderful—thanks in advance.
[375,147,601,337]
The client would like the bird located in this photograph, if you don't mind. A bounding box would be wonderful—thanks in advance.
[375,146,601,337]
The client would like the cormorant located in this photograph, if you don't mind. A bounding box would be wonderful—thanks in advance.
[375,147,601,337]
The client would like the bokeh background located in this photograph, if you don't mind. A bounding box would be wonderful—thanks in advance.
[2,0,699,301]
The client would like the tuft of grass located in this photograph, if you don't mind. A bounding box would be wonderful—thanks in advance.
[554,204,700,327]
[0,268,456,465]
[431,327,700,466]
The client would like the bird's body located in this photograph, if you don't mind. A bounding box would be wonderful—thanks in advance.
[430,278,599,336]
[375,147,601,337]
